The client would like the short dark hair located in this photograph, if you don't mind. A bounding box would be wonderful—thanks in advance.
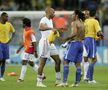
[22,18,31,27]
[1,12,8,17]
[74,10,80,16]
[89,10,96,17]
[74,10,85,21]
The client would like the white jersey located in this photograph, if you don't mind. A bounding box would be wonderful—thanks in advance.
[39,16,58,58]
[39,16,53,39]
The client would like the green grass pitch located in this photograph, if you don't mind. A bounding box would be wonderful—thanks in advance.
[0,65,108,90]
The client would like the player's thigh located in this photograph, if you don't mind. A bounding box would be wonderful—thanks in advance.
[50,44,59,56]
[38,39,50,58]
[22,52,31,65]
[89,40,97,58]
[83,44,88,58]
[0,43,3,60]
[84,37,97,58]
[2,43,9,60]
[76,46,83,63]
[64,42,78,62]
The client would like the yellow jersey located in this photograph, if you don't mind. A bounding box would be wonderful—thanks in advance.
[48,31,60,44]
[84,18,101,39]
[0,22,15,43]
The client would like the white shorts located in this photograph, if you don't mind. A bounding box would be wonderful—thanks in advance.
[22,52,35,61]
[38,38,58,58]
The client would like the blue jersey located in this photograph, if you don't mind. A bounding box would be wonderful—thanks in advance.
[64,41,83,63]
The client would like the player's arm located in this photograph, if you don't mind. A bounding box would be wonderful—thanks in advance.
[31,34,38,58]
[7,32,15,44]
[16,44,24,54]
[95,20,103,40]
[97,31,104,40]
[39,23,53,31]
[7,23,15,43]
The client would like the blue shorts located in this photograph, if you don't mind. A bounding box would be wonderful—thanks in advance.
[0,43,9,60]
[64,41,83,63]
[83,37,97,58]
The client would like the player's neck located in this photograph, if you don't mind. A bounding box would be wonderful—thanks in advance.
[46,15,50,19]
[90,16,95,19]
[24,26,31,30]
[0,20,6,24]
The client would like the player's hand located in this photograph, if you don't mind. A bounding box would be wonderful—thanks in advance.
[96,36,103,41]
[52,28,57,34]
[16,49,20,54]
[97,31,104,40]
[59,27,67,31]
[34,51,38,58]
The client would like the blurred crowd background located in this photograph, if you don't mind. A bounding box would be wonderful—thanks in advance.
[0,0,108,46]
[0,0,108,64]
[0,0,107,11]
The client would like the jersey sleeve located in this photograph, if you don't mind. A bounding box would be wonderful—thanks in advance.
[40,18,46,24]
[31,34,37,42]
[94,20,101,33]
[9,23,15,33]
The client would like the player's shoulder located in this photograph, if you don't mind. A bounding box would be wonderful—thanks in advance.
[6,22,13,26]
[0,21,11,25]
[41,16,47,21]
[84,18,89,23]
[29,28,35,34]
[85,18,97,23]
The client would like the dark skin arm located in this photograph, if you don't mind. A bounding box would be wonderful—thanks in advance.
[39,23,53,31]
[7,32,15,44]
[39,23,67,32]
[32,42,38,58]
[16,44,24,54]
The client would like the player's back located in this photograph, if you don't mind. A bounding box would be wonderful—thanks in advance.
[84,18,100,38]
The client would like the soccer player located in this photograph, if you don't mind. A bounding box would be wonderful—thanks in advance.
[82,10,90,81]
[83,10,103,83]
[16,18,45,82]
[37,7,61,87]
[0,12,15,81]
[57,10,85,87]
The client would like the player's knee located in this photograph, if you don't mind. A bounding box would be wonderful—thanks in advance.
[84,57,88,62]
[92,58,97,63]
[75,63,81,68]
[22,60,28,65]
[1,60,6,66]
[28,61,34,67]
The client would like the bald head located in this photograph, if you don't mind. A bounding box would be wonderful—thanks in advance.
[45,7,55,19]
[45,7,54,13]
